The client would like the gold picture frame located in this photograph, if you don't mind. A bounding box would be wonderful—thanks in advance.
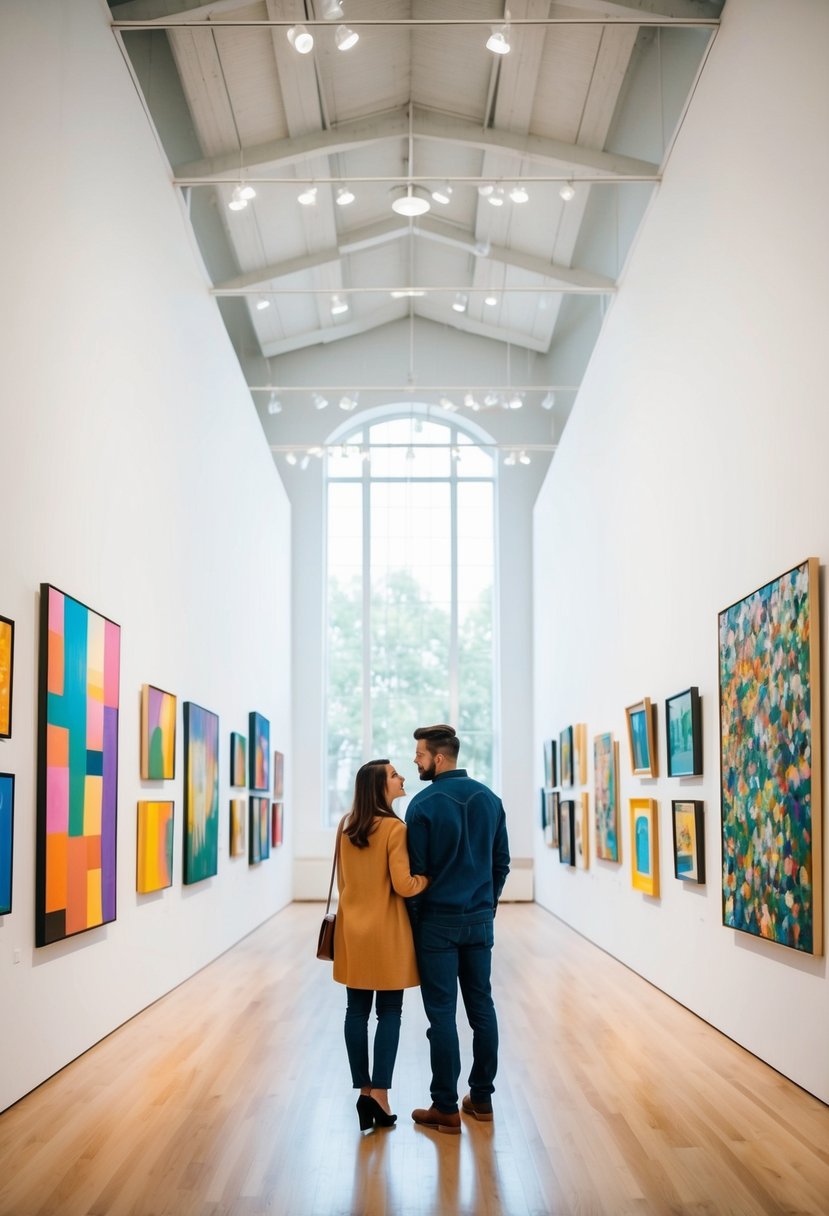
[625,698,658,778]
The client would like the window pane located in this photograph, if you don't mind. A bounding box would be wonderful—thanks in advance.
[327,431,364,478]
[326,482,363,823]
[457,433,495,478]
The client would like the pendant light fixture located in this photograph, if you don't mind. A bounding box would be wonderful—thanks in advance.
[391,104,431,217]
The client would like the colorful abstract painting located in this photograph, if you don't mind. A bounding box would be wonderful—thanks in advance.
[574,724,588,786]
[594,734,619,862]
[559,799,575,866]
[0,773,14,915]
[36,586,121,945]
[630,798,659,897]
[249,712,270,792]
[140,684,176,780]
[666,687,702,777]
[0,615,14,740]
[136,801,174,894]
[719,558,822,954]
[626,698,657,777]
[575,795,589,869]
[183,702,219,885]
[672,800,705,883]
[249,796,270,863]
[230,799,246,856]
[230,733,246,788]
[273,750,284,800]
[559,726,573,788]
[272,801,284,847]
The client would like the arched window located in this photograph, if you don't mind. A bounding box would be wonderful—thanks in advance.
[324,408,497,824]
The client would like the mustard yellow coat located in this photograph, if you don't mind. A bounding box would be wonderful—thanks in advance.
[333,816,428,990]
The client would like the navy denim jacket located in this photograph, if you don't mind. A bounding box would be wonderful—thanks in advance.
[405,769,510,925]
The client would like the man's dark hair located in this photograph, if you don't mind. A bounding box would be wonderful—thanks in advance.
[413,724,460,761]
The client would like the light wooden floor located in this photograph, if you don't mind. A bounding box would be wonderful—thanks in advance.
[1,904,828,1216]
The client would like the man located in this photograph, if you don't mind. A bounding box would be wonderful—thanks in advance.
[405,724,510,1134]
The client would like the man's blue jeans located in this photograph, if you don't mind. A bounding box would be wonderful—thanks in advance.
[415,918,498,1113]
[344,988,404,1089]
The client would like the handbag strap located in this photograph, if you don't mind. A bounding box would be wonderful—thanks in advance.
[325,816,347,914]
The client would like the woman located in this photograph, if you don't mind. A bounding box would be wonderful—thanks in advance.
[333,758,429,1130]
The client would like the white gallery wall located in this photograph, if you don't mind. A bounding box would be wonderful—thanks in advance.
[0,0,291,1112]
[533,0,829,1105]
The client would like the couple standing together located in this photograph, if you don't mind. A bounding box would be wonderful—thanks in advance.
[332,724,511,1134]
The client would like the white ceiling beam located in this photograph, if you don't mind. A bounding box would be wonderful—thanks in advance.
[109,0,256,19]
[414,304,550,354]
[562,0,722,19]
[174,106,657,181]
[261,303,407,357]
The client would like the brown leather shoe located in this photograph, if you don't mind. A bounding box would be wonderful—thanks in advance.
[411,1104,461,1135]
[461,1094,493,1122]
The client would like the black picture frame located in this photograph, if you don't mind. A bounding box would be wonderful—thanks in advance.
[0,771,14,915]
[543,739,557,788]
[665,687,702,777]
[671,800,706,883]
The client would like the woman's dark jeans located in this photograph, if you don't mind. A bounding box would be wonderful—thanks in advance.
[344,988,404,1088]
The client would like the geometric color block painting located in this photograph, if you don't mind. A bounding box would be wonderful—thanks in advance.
[0,614,14,740]
[183,702,219,885]
[271,801,284,848]
[140,684,176,780]
[719,558,822,954]
[249,712,270,792]
[136,800,174,894]
[273,750,284,801]
[593,733,619,862]
[249,795,270,864]
[672,800,705,884]
[230,732,246,788]
[0,772,14,915]
[36,585,121,946]
[630,798,659,898]
[229,798,246,857]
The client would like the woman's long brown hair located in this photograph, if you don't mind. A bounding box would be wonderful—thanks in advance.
[344,758,399,848]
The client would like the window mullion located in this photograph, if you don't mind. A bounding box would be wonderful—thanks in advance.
[449,429,459,726]
[362,451,372,758]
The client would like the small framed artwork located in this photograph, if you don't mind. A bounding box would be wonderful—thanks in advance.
[630,798,659,897]
[574,724,588,786]
[575,794,589,869]
[593,733,620,862]
[0,615,14,740]
[665,687,702,777]
[550,791,560,849]
[183,702,219,885]
[249,796,270,863]
[272,802,284,847]
[140,684,177,780]
[559,726,574,788]
[230,733,246,788]
[229,798,246,857]
[539,787,547,831]
[249,712,270,792]
[672,800,705,883]
[558,799,576,866]
[273,750,284,800]
[136,801,174,894]
[0,772,14,915]
[625,698,658,778]
[543,739,557,789]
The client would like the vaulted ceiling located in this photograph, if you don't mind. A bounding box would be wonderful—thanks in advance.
[111,0,723,406]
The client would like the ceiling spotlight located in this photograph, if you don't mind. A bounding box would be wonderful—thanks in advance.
[477,183,494,198]
[487,187,506,207]
[335,24,359,50]
[541,391,556,410]
[320,0,344,18]
[339,393,358,411]
[450,446,461,462]
[519,450,531,465]
[300,454,311,470]
[509,184,529,203]
[452,292,468,313]
[484,294,498,306]
[439,395,457,411]
[559,182,576,202]
[474,240,491,257]
[255,298,271,311]
[431,183,453,205]
[336,185,355,206]
[228,186,248,211]
[486,24,511,55]
[390,289,426,299]
[287,24,314,53]
[330,294,349,316]
[463,392,480,411]
[392,185,431,216]
[297,185,318,206]
[267,392,282,415]
[238,184,256,201]
[285,451,297,465]
[509,392,524,410]
[312,393,329,410]
[503,451,517,466]
[484,391,500,407]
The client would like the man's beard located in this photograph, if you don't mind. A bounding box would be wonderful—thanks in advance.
[418,760,436,781]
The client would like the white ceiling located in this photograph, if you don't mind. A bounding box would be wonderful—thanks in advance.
[111,0,724,374]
